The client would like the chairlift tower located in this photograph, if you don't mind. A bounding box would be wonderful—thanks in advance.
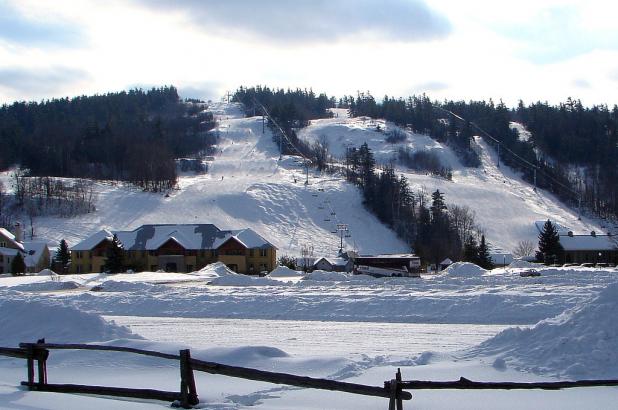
[336,223,349,253]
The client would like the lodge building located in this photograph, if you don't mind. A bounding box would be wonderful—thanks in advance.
[70,224,277,274]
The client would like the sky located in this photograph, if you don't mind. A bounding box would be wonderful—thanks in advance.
[0,0,617,107]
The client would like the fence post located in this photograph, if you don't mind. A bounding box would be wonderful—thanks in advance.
[179,349,198,408]
[396,368,403,410]
[26,344,35,387]
[36,339,48,385]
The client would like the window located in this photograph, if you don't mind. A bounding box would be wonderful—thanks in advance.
[76,251,82,259]
[88,264,92,272]
[249,264,254,271]
[260,249,267,257]
[212,250,218,257]
[0,241,6,248]
[249,249,254,257]
[186,265,193,273]
[0,255,3,262]
[150,265,158,271]
[142,251,147,257]
[76,265,82,273]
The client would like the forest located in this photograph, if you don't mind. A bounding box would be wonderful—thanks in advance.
[0,86,216,191]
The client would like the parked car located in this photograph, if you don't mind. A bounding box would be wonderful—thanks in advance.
[562,263,579,267]
[520,269,540,277]
[580,263,595,268]
[595,263,611,268]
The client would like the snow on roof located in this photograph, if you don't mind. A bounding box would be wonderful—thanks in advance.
[534,220,571,235]
[314,257,348,267]
[559,234,618,251]
[0,227,25,252]
[440,258,453,265]
[357,253,419,259]
[22,242,48,268]
[72,224,275,251]
[72,229,114,251]
[0,227,16,241]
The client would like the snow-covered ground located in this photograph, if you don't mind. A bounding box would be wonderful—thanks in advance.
[1,262,618,409]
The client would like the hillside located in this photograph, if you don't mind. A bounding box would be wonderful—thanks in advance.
[298,110,605,252]
[1,101,605,257]
[7,102,407,257]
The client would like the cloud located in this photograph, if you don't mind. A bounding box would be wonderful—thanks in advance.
[409,81,449,94]
[133,0,451,43]
[495,6,618,64]
[572,79,591,89]
[0,66,91,96]
[0,2,84,48]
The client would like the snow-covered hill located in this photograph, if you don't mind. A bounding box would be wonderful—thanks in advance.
[3,102,605,256]
[18,102,408,257]
[299,111,605,252]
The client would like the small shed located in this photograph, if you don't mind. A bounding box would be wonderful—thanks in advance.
[313,257,353,273]
[439,258,453,271]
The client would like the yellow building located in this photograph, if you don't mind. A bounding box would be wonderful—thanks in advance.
[69,224,276,274]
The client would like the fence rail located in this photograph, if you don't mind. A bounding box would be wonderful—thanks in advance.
[2,341,618,409]
[2,340,410,409]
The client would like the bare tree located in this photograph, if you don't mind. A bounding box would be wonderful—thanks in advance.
[449,205,477,243]
[513,240,535,258]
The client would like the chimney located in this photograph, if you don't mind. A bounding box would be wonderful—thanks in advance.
[14,222,23,243]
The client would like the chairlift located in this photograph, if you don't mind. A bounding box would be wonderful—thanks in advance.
[324,218,331,222]
[318,206,324,210]
[318,188,324,192]
[345,234,352,238]
[330,212,336,216]
[312,193,318,197]
[331,229,337,234]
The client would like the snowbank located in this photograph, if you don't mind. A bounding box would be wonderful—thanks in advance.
[268,266,304,277]
[476,282,618,379]
[11,281,80,292]
[508,259,542,269]
[301,270,351,282]
[0,299,139,346]
[36,268,58,276]
[200,262,283,286]
[91,280,156,293]
[440,262,486,278]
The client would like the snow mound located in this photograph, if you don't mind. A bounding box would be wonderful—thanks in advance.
[199,346,289,366]
[476,282,618,379]
[508,259,541,269]
[195,261,237,278]
[301,270,351,282]
[199,262,282,286]
[441,262,486,277]
[0,299,139,347]
[91,280,156,292]
[36,268,58,276]
[11,281,80,292]
[268,266,304,277]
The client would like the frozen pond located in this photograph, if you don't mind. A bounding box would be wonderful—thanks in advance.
[106,316,510,358]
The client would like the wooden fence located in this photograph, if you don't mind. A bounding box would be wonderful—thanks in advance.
[2,341,618,409]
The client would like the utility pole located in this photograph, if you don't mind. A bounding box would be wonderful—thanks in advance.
[497,144,500,168]
[225,91,232,103]
[336,223,349,253]
[305,160,310,185]
[262,115,265,134]
[533,168,537,191]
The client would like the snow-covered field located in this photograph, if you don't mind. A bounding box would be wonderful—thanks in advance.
[1,262,618,409]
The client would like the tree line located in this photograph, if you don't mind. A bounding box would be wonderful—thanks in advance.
[0,86,216,191]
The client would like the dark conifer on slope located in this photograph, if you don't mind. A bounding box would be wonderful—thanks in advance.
[536,220,564,264]
[105,234,125,274]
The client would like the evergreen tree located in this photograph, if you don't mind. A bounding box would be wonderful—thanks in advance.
[11,252,26,275]
[536,220,564,264]
[477,235,494,269]
[104,234,125,273]
[55,239,71,273]
[430,190,447,221]
[463,235,479,264]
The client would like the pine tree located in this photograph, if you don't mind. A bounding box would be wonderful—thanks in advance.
[11,252,26,275]
[104,234,125,273]
[430,190,446,221]
[463,235,479,264]
[536,220,564,264]
[55,239,71,273]
[477,235,494,269]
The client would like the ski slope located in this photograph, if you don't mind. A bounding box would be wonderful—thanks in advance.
[299,111,605,252]
[23,102,408,257]
[3,101,605,256]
